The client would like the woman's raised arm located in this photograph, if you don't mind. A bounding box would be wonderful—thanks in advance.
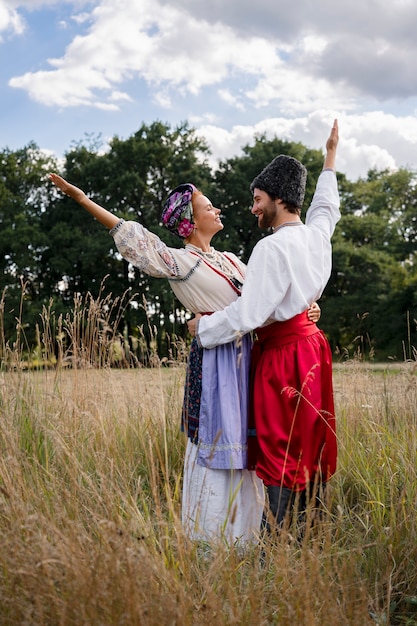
[49,173,120,230]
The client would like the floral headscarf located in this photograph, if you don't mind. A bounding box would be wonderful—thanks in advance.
[161,183,196,239]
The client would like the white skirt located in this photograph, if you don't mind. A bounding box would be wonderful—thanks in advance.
[181,439,265,544]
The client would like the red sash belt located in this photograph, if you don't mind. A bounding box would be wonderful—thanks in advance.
[254,311,319,351]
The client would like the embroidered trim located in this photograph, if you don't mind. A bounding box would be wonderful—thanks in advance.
[168,258,203,283]
[188,251,243,296]
[198,442,248,452]
[109,219,125,235]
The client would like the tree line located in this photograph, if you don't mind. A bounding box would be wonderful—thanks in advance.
[1,120,416,364]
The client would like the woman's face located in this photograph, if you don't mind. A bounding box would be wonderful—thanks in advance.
[192,194,224,236]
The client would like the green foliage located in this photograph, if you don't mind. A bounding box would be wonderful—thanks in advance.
[0,126,417,361]
[322,167,417,359]
[1,122,212,357]
[0,143,59,346]
[322,239,409,356]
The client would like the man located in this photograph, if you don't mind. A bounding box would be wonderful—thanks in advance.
[188,120,340,532]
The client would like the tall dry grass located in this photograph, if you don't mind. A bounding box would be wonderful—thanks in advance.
[0,289,416,625]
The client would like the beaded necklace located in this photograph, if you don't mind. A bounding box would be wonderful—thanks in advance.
[186,245,244,296]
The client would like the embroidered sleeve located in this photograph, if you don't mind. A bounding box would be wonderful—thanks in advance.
[110,219,180,277]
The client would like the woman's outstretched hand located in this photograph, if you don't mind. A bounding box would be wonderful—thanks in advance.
[49,173,85,202]
[48,173,119,229]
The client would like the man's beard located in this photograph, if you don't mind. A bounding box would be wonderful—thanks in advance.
[258,210,275,230]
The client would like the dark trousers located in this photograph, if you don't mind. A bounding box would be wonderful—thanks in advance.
[261,483,326,535]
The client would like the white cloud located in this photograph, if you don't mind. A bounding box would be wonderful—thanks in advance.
[218,89,245,111]
[2,0,417,182]
[189,112,219,125]
[6,0,417,117]
[4,0,347,114]
[71,11,91,25]
[108,90,132,103]
[197,111,417,181]
[0,3,25,38]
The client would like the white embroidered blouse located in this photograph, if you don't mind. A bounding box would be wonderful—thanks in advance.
[109,220,245,314]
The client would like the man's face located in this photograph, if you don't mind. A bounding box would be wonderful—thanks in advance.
[251,188,278,230]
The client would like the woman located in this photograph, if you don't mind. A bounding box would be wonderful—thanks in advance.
[48,174,320,543]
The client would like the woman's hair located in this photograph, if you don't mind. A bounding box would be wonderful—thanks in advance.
[191,189,203,209]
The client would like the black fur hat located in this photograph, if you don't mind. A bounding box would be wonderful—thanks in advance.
[250,155,307,208]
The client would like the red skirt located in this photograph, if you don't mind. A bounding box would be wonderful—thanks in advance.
[248,312,337,489]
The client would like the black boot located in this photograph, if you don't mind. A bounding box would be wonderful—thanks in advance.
[261,485,296,534]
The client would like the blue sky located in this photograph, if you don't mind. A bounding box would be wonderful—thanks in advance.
[2,0,417,181]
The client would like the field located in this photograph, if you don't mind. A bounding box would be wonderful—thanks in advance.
[0,358,416,626]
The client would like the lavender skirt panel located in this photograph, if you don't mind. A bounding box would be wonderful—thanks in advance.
[197,334,252,470]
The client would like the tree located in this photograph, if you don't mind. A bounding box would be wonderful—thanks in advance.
[0,143,58,347]
[321,166,417,359]
[42,121,213,360]
[321,239,409,358]
[346,168,417,260]
[2,129,416,363]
